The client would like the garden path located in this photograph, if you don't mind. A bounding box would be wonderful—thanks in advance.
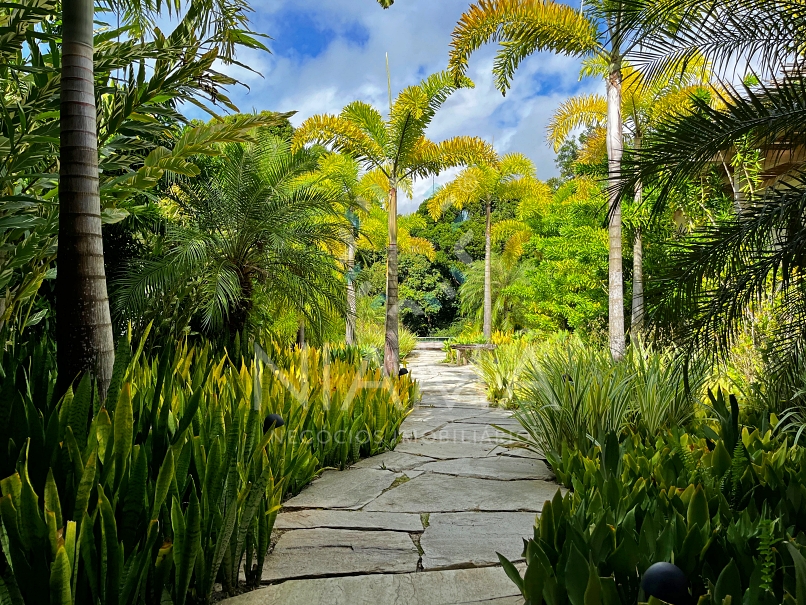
[223,344,560,605]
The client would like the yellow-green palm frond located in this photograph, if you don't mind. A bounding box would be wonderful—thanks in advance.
[390,72,475,171]
[492,219,528,244]
[547,94,607,151]
[499,152,536,179]
[500,177,551,209]
[341,101,389,153]
[579,55,609,80]
[426,184,456,220]
[516,188,551,221]
[492,219,532,263]
[293,113,387,172]
[503,229,532,262]
[400,214,427,232]
[643,84,709,125]
[405,136,497,180]
[356,206,388,251]
[358,168,391,205]
[398,233,437,260]
[449,0,600,94]
[578,126,607,164]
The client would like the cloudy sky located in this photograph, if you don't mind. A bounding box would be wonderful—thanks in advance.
[207,0,600,213]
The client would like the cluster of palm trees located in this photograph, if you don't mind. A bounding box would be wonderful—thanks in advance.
[446,0,806,372]
[57,0,806,392]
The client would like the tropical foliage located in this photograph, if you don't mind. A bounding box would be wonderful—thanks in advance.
[0,334,415,605]
[293,71,496,375]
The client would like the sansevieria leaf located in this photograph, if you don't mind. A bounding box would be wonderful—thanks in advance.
[48,546,72,605]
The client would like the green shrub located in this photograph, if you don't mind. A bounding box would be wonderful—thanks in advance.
[473,341,536,407]
[501,413,806,604]
[0,334,416,605]
[500,338,709,456]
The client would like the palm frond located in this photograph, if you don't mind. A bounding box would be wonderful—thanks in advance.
[548,94,608,151]
[449,0,600,94]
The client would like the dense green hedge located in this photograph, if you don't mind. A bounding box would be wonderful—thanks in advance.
[501,391,806,604]
[0,336,416,605]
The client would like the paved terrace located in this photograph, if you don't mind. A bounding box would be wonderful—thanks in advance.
[224,345,561,605]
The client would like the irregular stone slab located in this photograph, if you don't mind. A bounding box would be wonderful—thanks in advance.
[414,456,554,481]
[274,510,423,532]
[351,450,436,472]
[364,474,559,513]
[402,407,483,438]
[424,423,512,443]
[395,440,502,460]
[421,512,536,570]
[261,529,419,582]
[499,448,545,460]
[283,468,400,510]
[223,564,524,605]
[421,397,489,409]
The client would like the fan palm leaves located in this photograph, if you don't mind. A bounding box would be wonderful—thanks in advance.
[449,0,678,360]
[427,153,545,339]
[115,137,348,341]
[293,71,496,375]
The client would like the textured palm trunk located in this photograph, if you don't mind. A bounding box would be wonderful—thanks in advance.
[57,0,115,398]
[297,321,305,349]
[606,63,626,361]
[482,199,493,341]
[383,184,400,376]
[346,236,357,346]
[631,134,645,335]
[631,227,644,333]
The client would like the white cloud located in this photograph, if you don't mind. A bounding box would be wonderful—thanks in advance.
[215,0,602,213]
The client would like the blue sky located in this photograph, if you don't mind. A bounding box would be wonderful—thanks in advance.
[210,0,601,213]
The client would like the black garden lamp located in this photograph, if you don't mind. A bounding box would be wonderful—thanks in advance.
[641,562,690,605]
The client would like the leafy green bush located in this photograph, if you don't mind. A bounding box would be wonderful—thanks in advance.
[501,408,806,604]
[473,341,536,407]
[500,338,709,456]
[0,335,416,605]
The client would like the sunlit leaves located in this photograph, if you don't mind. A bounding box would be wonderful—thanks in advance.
[449,0,600,94]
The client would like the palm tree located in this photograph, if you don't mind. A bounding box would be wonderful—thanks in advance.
[58,0,115,395]
[302,154,381,345]
[294,72,496,375]
[448,0,665,359]
[427,153,542,340]
[617,0,806,370]
[547,58,712,331]
[460,255,529,333]
[56,0,268,397]
[116,137,347,340]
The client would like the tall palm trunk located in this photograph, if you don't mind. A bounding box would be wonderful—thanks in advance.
[631,134,644,334]
[58,0,115,398]
[631,227,644,333]
[606,61,626,360]
[346,236,357,345]
[383,184,400,376]
[483,199,493,341]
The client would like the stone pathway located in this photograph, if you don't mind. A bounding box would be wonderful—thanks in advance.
[225,345,561,605]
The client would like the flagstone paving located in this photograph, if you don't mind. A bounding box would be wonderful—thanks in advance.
[225,346,561,605]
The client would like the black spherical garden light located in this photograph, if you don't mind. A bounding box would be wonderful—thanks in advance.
[399,367,409,377]
[263,413,285,434]
[641,563,690,605]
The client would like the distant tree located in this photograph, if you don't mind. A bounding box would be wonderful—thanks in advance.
[427,153,546,340]
[294,72,495,375]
